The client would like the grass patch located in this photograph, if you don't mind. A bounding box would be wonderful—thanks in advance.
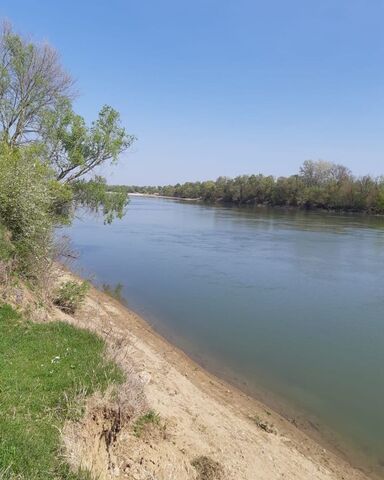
[0,304,123,479]
[133,410,160,438]
[53,281,89,314]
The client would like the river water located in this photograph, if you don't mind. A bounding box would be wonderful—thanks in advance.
[65,196,384,473]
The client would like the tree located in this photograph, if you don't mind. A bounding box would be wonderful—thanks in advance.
[299,160,351,187]
[0,24,135,223]
[40,98,135,184]
[0,23,73,146]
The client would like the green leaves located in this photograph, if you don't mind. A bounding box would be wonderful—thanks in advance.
[50,104,135,184]
[0,24,135,226]
[0,24,135,280]
[53,280,90,314]
[40,99,135,223]
[0,143,74,277]
[41,97,88,176]
[72,176,129,224]
[0,144,52,273]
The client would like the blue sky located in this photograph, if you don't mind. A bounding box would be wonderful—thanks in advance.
[1,0,383,184]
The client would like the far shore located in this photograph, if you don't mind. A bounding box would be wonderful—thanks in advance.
[127,192,384,217]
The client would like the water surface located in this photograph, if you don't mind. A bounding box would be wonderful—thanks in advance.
[65,197,384,472]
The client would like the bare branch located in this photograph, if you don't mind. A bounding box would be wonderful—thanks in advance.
[0,22,74,146]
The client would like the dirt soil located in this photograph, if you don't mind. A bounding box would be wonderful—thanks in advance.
[54,269,375,480]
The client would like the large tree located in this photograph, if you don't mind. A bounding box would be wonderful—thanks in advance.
[0,23,135,222]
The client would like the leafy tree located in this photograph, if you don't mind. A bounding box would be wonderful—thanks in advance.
[40,98,135,185]
[0,23,135,223]
[299,160,352,187]
[0,24,135,279]
[113,161,384,214]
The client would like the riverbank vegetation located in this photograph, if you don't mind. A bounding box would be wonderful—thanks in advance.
[0,22,134,281]
[113,160,384,213]
[0,23,132,478]
[0,20,378,480]
[0,304,123,479]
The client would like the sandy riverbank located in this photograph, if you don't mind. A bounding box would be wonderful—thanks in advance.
[54,267,377,480]
[128,192,200,201]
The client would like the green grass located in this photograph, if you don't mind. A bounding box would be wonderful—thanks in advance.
[54,281,90,314]
[0,304,124,479]
[133,410,161,438]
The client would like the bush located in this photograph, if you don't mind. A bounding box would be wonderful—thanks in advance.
[0,144,53,277]
[54,280,89,314]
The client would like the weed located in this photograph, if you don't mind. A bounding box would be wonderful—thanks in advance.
[54,280,89,314]
[133,410,161,438]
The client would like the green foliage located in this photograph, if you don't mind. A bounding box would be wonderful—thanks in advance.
[113,160,384,214]
[0,24,134,280]
[0,24,134,229]
[0,224,14,261]
[53,280,90,314]
[40,98,135,185]
[72,176,129,224]
[0,144,53,275]
[40,98,134,223]
[0,304,123,479]
[133,410,161,437]
[48,178,74,225]
[0,142,77,277]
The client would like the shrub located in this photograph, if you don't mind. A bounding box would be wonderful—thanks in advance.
[54,280,89,314]
[0,144,53,277]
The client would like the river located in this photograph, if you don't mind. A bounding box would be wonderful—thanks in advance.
[65,196,384,473]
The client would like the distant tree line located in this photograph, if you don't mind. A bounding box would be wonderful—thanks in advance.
[108,160,384,213]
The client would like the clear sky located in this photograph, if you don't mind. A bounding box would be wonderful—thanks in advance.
[1,0,383,184]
